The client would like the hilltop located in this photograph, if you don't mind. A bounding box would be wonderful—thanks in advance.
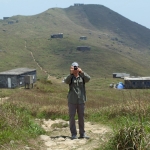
[0,4,150,78]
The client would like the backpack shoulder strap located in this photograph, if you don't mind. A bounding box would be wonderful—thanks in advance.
[69,76,73,86]
[69,75,85,86]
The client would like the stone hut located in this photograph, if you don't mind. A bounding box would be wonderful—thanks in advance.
[76,46,91,52]
[8,21,14,24]
[51,33,63,38]
[113,73,130,78]
[80,36,87,40]
[74,3,84,6]
[124,77,150,89]
[3,17,10,20]
[0,68,36,88]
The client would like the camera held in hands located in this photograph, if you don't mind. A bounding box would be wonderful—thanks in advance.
[74,66,78,70]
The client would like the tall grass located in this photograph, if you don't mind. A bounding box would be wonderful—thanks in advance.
[0,100,45,148]
[0,77,150,149]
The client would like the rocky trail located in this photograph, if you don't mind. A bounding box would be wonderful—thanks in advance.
[0,97,112,150]
[37,119,112,150]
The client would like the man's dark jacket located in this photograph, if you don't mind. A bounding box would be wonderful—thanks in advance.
[64,72,90,104]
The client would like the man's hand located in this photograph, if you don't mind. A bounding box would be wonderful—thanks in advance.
[78,67,83,73]
[70,66,83,75]
[70,66,74,74]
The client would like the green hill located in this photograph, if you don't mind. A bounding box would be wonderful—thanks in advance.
[0,4,150,78]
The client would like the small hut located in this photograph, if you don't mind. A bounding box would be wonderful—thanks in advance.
[8,21,14,24]
[74,3,84,6]
[124,77,150,89]
[3,17,10,20]
[80,36,87,40]
[113,73,130,78]
[51,33,63,38]
[0,68,36,88]
[76,46,91,52]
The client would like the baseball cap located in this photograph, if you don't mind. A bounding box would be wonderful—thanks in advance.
[71,62,79,67]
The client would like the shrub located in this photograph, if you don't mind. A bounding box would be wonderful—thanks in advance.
[105,124,150,150]
[0,103,45,145]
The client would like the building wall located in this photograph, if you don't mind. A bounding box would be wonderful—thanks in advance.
[0,75,17,88]
[80,36,87,40]
[51,33,63,38]
[124,80,150,89]
[76,46,91,51]
[113,73,130,78]
[74,3,84,6]
[3,17,10,20]
[0,70,36,88]
[8,21,14,24]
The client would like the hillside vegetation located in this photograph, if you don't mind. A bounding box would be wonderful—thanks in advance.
[1,4,150,149]
[0,4,150,78]
[1,77,150,149]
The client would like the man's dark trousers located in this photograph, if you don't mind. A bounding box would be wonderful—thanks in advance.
[68,103,85,136]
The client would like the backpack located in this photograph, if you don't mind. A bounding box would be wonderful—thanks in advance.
[69,75,85,90]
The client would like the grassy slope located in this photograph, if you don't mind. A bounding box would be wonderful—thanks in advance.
[0,5,150,78]
[65,4,150,49]
[1,5,150,149]
[1,76,150,149]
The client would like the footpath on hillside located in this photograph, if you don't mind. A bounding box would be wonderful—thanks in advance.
[29,50,112,149]
[0,49,112,149]
[37,118,112,150]
[0,97,112,150]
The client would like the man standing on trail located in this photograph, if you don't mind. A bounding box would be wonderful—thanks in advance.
[64,62,91,140]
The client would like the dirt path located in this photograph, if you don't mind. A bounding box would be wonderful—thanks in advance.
[1,97,112,150]
[30,51,62,83]
[37,119,112,150]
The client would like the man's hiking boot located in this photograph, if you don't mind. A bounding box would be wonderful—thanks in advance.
[79,134,90,139]
[71,135,78,140]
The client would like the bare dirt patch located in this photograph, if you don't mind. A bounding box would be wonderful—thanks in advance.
[38,119,112,150]
[0,97,10,104]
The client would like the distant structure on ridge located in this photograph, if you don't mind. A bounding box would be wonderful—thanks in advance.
[74,3,84,6]
[51,33,63,38]
[3,17,10,20]
[113,73,130,78]
[76,46,91,52]
[80,36,87,40]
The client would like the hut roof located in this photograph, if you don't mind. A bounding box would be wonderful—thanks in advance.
[0,68,36,75]
[124,77,150,80]
[113,73,130,78]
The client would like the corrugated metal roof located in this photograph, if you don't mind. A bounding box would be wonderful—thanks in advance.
[124,77,150,80]
[113,73,126,74]
[0,68,36,75]
[117,74,130,77]
[113,73,130,77]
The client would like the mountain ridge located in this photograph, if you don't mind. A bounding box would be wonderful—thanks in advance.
[0,4,150,78]
[65,4,150,49]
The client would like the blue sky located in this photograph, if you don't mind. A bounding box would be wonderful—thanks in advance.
[0,0,150,29]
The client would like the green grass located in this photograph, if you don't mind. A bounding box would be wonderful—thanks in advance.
[0,102,45,146]
[1,4,150,149]
[1,76,150,149]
